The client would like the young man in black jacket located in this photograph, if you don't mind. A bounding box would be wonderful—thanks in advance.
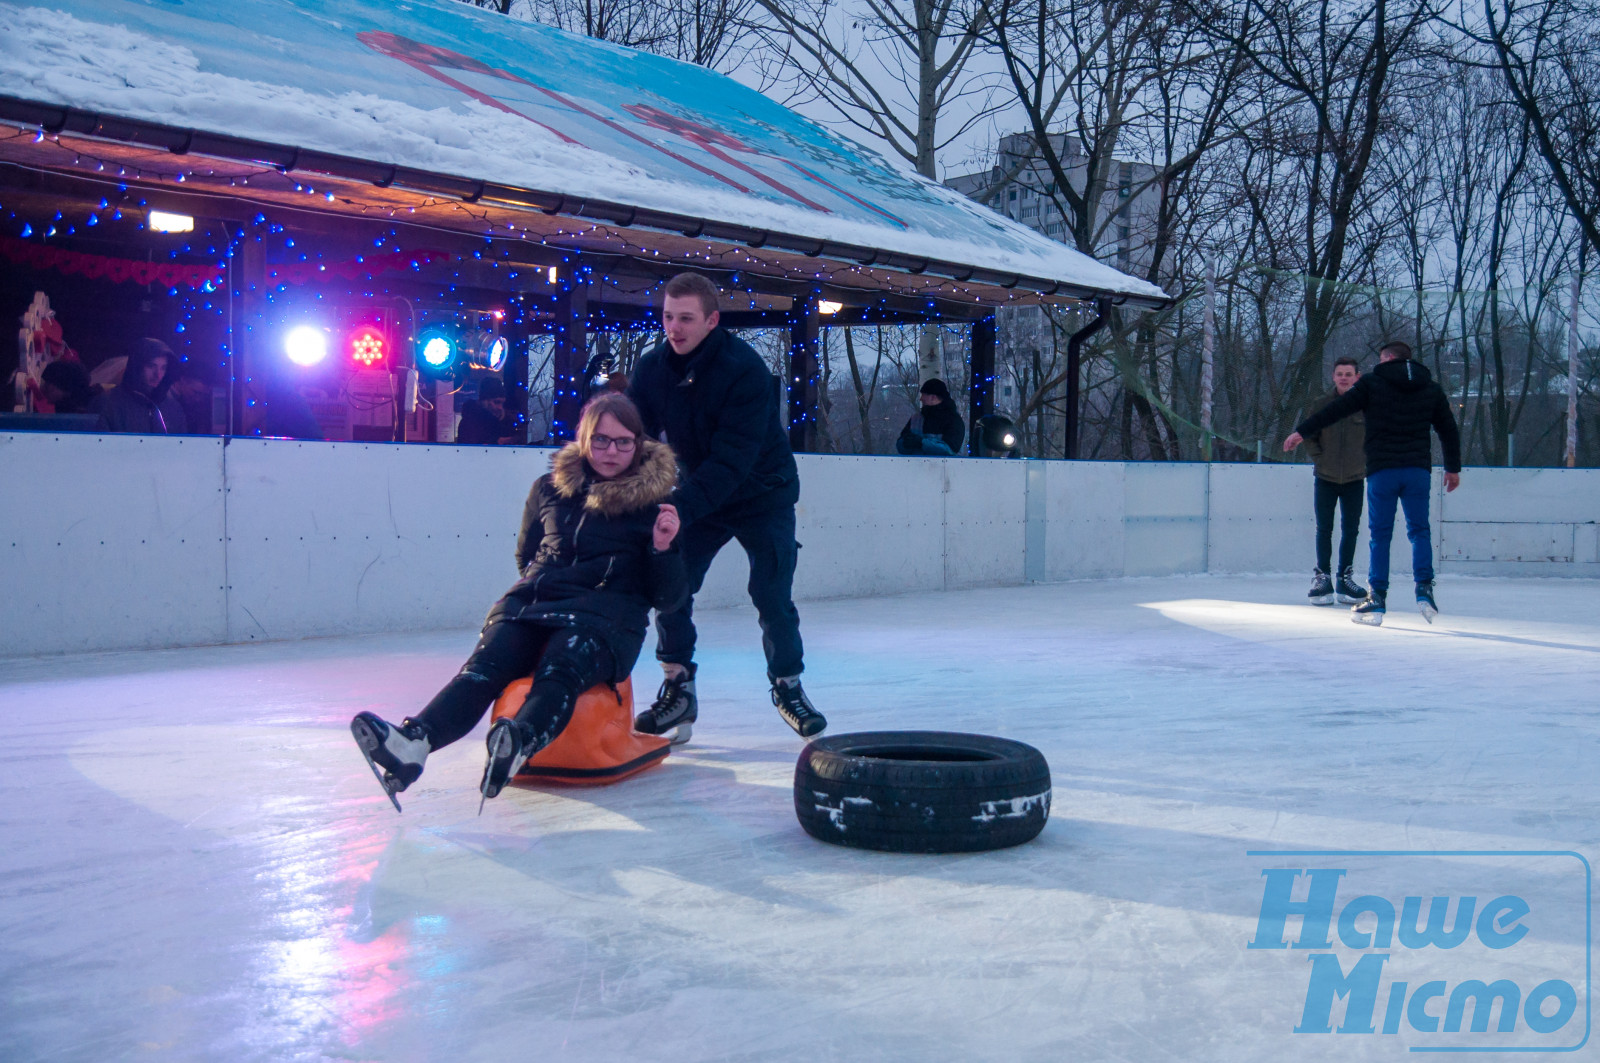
[626,273,826,741]
[1284,341,1462,625]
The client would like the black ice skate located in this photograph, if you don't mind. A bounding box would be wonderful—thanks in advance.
[351,712,431,813]
[771,678,827,738]
[479,718,532,814]
[1352,588,1387,626]
[1307,569,1335,606]
[1335,567,1368,604]
[634,665,697,745]
[1416,580,1438,623]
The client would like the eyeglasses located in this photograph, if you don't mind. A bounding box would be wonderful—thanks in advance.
[590,433,637,453]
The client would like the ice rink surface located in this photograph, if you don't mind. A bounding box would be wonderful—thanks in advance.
[2,574,1597,1063]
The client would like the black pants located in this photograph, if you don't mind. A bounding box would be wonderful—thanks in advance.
[1314,476,1364,573]
[411,621,614,751]
[655,501,803,680]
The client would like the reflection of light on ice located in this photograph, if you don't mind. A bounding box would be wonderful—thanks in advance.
[69,727,422,1050]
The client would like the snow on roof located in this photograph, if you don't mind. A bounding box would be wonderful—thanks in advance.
[0,0,1168,304]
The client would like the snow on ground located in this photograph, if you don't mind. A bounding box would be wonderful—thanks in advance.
[1,575,1596,1062]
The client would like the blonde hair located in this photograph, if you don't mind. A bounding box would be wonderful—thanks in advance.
[575,392,647,473]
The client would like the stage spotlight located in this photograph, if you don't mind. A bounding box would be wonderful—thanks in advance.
[461,329,509,371]
[976,413,1021,455]
[416,327,457,375]
[347,325,387,368]
[284,325,329,367]
[485,336,508,372]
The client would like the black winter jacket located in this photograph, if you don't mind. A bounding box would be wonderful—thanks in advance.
[487,439,688,679]
[627,328,798,524]
[456,400,513,445]
[92,342,186,435]
[896,401,965,455]
[1296,358,1462,475]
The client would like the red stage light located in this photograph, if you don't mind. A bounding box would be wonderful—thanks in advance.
[348,326,386,367]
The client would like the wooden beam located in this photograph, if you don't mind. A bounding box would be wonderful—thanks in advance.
[550,265,588,442]
[967,316,996,456]
[787,294,821,453]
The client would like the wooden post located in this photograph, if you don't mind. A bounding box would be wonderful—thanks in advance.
[967,315,996,456]
[503,311,531,444]
[788,294,820,452]
[1201,260,1216,462]
[551,265,587,443]
[233,237,267,438]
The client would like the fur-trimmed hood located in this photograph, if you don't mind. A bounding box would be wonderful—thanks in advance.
[550,437,677,516]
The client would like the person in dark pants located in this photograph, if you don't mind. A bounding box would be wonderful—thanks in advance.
[1284,341,1462,626]
[1301,357,1367,605]
[626,272,826,741]
[896,378,966,456]
[350,393,686,811]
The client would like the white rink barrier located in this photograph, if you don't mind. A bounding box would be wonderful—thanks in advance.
[3,432,1597,655]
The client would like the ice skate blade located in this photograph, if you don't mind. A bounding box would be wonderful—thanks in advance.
[351,718,403,813]
[1418,601,1437,623]
[669,722,693,746]
[1336,593,1364,605]
[1309,594,1335,606]
[478,724,526,812]
[1352,611,1384,626]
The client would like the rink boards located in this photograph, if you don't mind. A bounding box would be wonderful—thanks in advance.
[3,431,1597,655]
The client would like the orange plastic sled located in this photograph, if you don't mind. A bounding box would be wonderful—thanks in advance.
[489,676,670,785]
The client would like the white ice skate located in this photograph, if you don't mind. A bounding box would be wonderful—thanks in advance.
[351,712,430,813]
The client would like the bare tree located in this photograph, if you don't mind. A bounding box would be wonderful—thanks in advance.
[1198,0,1438,433]
[1477,0,1600,261]
[750,0,995,179]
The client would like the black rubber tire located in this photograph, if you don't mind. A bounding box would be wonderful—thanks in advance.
[794,731,1051,853]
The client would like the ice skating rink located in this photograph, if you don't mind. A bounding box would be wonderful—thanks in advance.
[2,574,1596,1062]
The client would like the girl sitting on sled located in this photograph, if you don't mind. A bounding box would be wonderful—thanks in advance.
[352,392,686,810]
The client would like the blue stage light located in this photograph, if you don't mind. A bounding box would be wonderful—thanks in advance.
[416,328,457,375]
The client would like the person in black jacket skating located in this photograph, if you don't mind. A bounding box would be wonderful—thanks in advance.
[350,393,687,811]
[626,273,826,741]
[1284,341,1462,625]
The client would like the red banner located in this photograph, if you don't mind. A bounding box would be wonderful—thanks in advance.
[0,234,225,289]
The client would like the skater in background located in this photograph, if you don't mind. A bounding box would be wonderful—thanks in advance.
[1294,356,1367,606]
[1283,341,1461,626]
[626,272,827,742]
[351,393,686,811]
[896,378,965,456]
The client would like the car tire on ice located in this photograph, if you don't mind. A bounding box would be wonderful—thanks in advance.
[794,731,1051,853]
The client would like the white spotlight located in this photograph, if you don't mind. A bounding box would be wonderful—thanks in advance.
[284,326,329,367]
[817,300,843,316]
